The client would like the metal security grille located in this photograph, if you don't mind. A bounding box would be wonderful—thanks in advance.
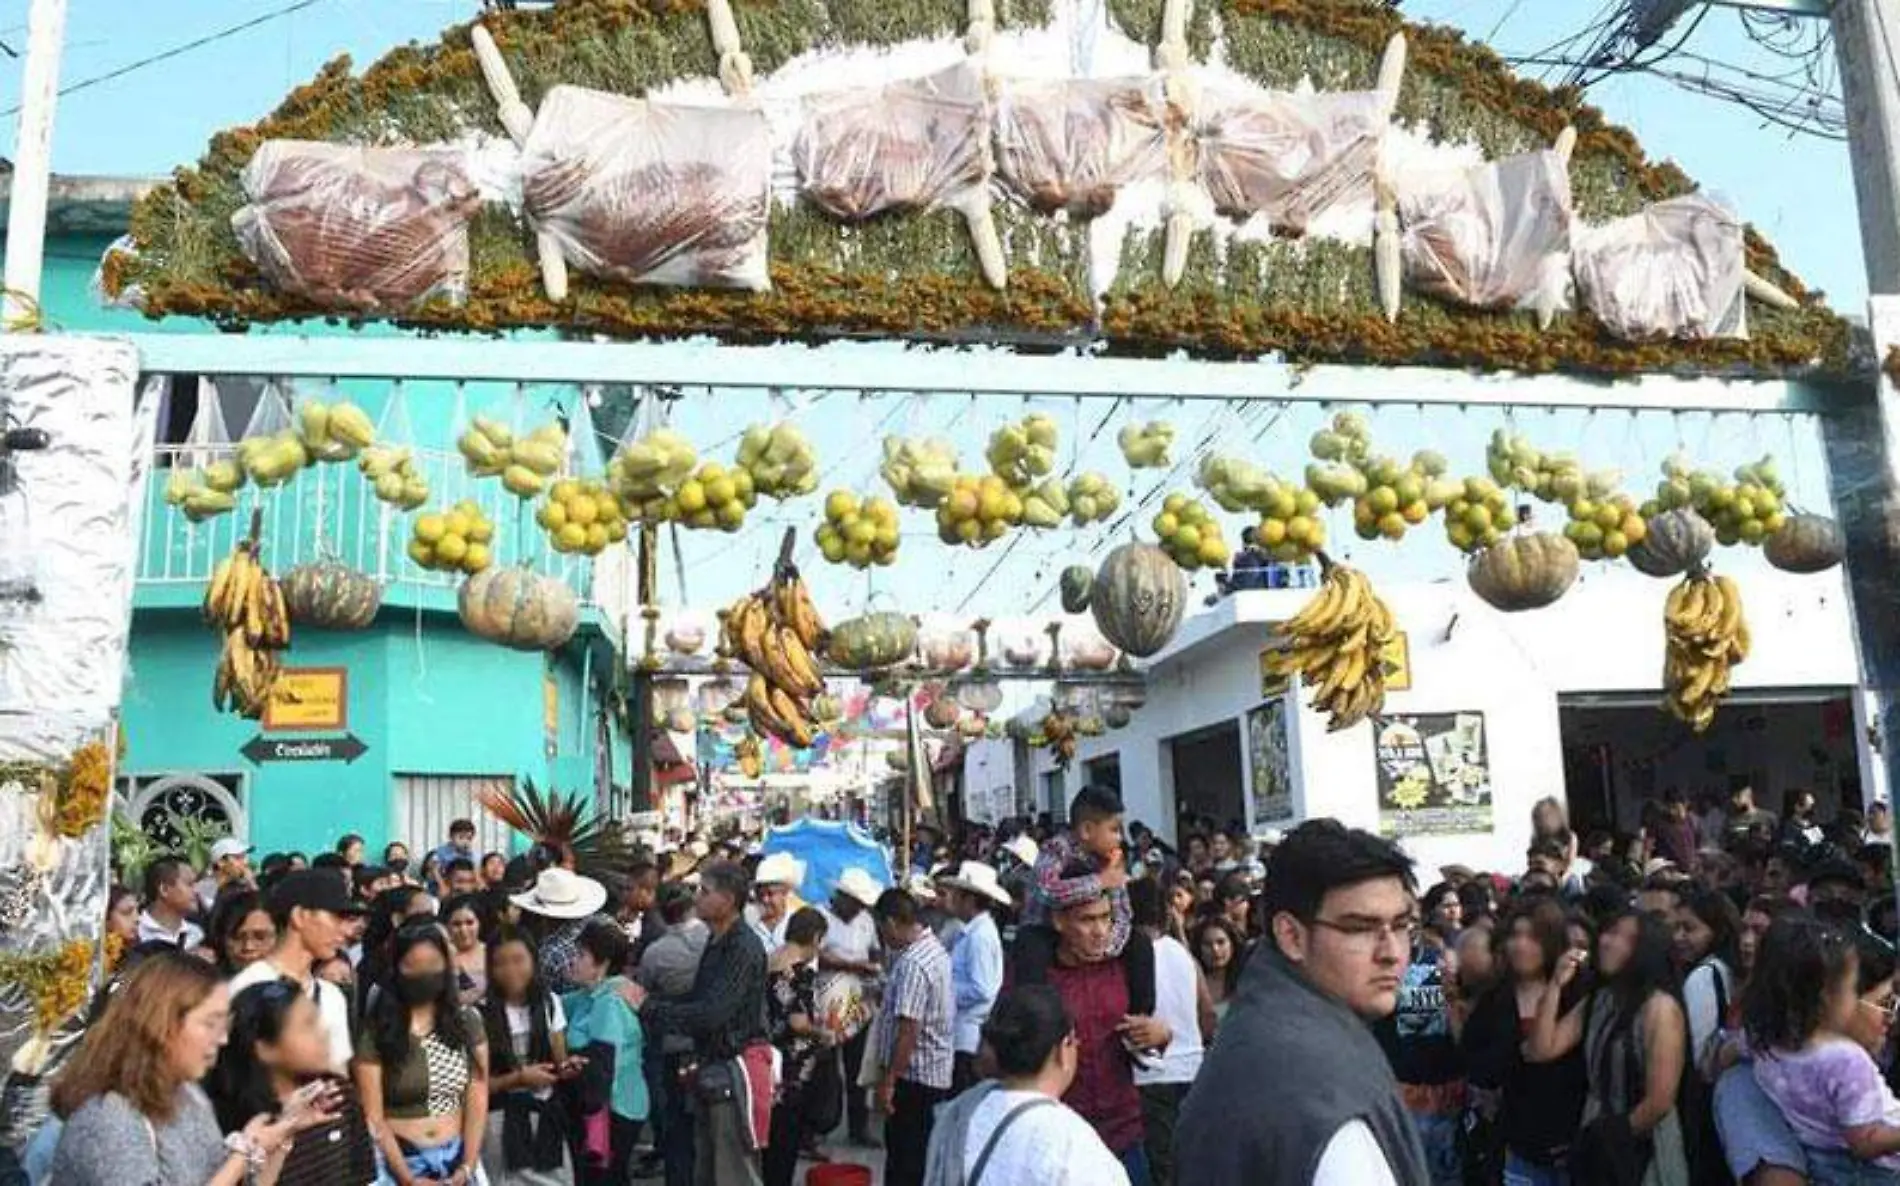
[393,774,516,856]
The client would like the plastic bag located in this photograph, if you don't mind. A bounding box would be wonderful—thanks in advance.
[163,378,243,521]
[520,86,771,292]
[360,382,430,511]
[994,77,1173,219]
[234,380,307,490]
[1399,148,1573,309]
[1572,194,1747,342]
[1194,87,1384,232]
[795,62,991,221]
[231,141,480,310]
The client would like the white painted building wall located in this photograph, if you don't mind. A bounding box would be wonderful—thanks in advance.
[1021,565,1870,872]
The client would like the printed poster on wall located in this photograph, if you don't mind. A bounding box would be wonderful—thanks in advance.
[1373,712,1492,838]
[1247,700,1294,826]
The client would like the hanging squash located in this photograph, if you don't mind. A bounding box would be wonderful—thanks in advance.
[1091,542,1187,658]
[825,612,918,671]
[1103,704,1133,730]
[812,694,843,725]
[1763,513,1844,574]
[1467,532,1580,612]
[919,628,975,672]
[457,566,580,651]
[666,619,707,655]
[1626,509,1715,578]
[281,560,382,631]
[924,696,962,730]
[1059,565,1094,614]
[1064,631,1119,672]
[1001,633,1045,668]
[954,678,1004,714]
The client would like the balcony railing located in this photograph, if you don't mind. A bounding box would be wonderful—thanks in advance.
[139,443,598,604]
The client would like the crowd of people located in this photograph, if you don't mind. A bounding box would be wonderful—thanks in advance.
[8,781,1900,1186]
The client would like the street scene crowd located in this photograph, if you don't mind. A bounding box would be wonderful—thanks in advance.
[6,782,1900,1186]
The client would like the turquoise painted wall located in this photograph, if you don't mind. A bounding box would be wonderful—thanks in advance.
[27,230,632,848]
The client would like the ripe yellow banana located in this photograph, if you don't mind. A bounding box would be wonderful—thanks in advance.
[775,626,823,697]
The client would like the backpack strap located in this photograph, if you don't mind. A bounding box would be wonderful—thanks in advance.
[968,1097,1057,1186]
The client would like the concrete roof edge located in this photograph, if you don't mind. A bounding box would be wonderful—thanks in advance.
[0,173,164,236]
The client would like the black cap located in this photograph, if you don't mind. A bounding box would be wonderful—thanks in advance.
[269,869,367,917]
[1804,858,1866,892]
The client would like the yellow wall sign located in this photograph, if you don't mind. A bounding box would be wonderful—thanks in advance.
[263,667,348,733]
[543,675,559,738]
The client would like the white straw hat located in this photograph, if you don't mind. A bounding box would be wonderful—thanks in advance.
[939,860,1013,907]
[755,851,806,889]
[834,867,884,909]
[509,868,608,920]
[1001,835,1039,868]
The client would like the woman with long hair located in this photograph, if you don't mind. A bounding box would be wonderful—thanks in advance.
[1528,909,1690,1185]
[1463,897,1589,1185]
[444,894,490,1006]
[206,980,379,1185]
[763,907,831,1186]
[1672,887,1742,1079]
[50,952,335,1185]
[1166,875,1196,945]
[478,927,576,1186]
[207,889,278,978]
[1420,883,1463,951]
[1744,918,1900,1183]
[357,885,435,1012]
[355,922,490,1186]
[1192,918,1244,1021]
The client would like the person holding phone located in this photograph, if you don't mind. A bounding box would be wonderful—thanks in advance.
[479,928,579,1185]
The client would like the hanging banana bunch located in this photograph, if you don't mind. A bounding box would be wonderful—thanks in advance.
[1661,567,1748,732]
[203,516,293,720]
[1263,557,1397,732]
[735,734,764,780]
[722,528,828,749]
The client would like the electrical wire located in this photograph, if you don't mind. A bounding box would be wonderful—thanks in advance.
[0,0,329,117]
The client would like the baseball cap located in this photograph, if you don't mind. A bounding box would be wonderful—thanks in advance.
[1804,857,1866,892]
[268,869,366,917]
[210,838,251,864]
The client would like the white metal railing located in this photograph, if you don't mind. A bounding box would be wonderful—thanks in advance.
[140,442,598,602]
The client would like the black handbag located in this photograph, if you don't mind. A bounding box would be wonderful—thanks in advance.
[689,1059,737,1103]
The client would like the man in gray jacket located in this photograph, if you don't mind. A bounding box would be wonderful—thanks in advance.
[1175,819,1431,1186]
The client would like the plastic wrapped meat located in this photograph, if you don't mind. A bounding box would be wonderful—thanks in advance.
[1194,88,1384,232]
[1399,149,1573,310]
[521,86,771,291]
[795,62,992,221]
[994,78,1174,219]
[232,141,480,310]
[1572,194,1747,341]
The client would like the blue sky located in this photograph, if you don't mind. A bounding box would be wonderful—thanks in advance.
[1,0,1863,309]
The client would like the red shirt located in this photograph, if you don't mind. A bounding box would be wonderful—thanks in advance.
[1048,955,1144,1154]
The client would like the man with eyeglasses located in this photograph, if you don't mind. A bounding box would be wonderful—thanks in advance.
[1176,819,1430,1186]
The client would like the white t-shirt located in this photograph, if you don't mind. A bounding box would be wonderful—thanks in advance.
[960,1089,1130,1186]
[504,996,567,1101]
[229,957,353,1073]
[1313,1120,1399,1186]
[1134,935,1201,1087]
[821,907,879,968]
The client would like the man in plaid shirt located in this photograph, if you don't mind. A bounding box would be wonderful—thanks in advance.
[871,887,954,1186]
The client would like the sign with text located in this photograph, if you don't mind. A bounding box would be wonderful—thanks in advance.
[1373,712,1491,838]
[241,734,368,765]
[263,667,348,733]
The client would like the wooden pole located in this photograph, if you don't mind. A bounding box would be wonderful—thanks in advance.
[629,520,659,813]
[2,0,67,330]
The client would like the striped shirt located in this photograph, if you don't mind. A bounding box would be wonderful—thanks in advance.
[878,929,955,1090]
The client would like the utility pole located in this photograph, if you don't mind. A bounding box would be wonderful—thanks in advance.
[1,0,67,330]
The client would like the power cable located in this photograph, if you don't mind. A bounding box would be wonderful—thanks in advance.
[0,0,328,117]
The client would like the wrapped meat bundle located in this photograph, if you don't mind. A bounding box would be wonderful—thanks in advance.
[795,62,992,221]
[1194,88,1385,233]
[994,78,1174,219]
[232,141,480,310]
[521,86,772,291]
[1572,194,1747,341]
[1399,149,1573,310]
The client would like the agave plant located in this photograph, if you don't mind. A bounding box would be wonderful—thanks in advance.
[476,779,634,881]
[110,809,164,885]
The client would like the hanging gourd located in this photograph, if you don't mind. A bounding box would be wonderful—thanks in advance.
[280,560,383,631]
[1763,513,1844,574]
[1626,509,1715,578]
[1059,565,1093,614]
[825,612,918,671]
[457,566,580,651]
[1091,542,1187,658]
[924,696,962,730]
[1466,531,1580,612]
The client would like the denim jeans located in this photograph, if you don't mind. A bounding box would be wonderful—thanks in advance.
[1503,1150,1571,1186]
[1410,1112,1463,1186]
[1118,1143,1153,1186]
[1805,1146,1900,1186]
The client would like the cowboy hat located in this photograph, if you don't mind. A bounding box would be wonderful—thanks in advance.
[905,874,938,904]
[939,860,1013,907]
[834,866,884,909]
[510,868,608,920]
[755,851,806,889]
[1000,835,1038,868]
